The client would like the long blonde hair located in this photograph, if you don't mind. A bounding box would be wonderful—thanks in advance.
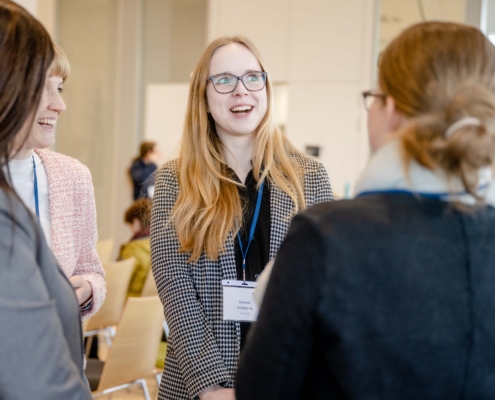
[379,22,495,199]
[173,36,305,261]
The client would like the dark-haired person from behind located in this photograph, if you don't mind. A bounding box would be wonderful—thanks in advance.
[130,141,160,200]
[119,198,152,297]
[237,22,495,399]
[0,1,91,398]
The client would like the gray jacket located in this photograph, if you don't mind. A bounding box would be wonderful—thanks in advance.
[0,189,92,399]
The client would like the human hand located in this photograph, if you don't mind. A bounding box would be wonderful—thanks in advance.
[198,385,235,400]
[69,275,92,305]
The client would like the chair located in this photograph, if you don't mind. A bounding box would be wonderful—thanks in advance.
[96,238,114,263]
[84,258,135,353]
[85,296,165,399]
[140,269,158,297]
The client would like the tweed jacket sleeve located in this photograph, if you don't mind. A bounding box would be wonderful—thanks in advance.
[74,163,105,318]
[151,161,233,398]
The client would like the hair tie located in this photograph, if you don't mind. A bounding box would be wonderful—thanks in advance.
[445,117,481,137]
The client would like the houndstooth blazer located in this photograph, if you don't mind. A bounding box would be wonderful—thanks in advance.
[151,155,333,400]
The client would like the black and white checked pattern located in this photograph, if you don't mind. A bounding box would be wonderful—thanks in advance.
[151,155,333,400]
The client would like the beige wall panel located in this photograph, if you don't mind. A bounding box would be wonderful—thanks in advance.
[289,0,366,82]
[37,0,57,38]
[170,0,207,82]
[110,0,143,250]
[207,0,291,81]
[57,0,119,241]
[286,83,366,198]
[142,0,172,84]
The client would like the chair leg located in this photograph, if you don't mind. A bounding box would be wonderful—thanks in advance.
[103,328,113,348]
[138,378,151,400]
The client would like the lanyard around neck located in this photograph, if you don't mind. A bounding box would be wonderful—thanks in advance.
[32,155,40,219]
[238,180,264,282]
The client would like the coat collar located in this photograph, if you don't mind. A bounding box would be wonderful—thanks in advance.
[354,139,495,206]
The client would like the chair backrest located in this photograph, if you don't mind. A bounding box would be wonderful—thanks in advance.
[96,238,115,263]
[85,258,135,332]
[97,296,165,392]
[140,269,158,297]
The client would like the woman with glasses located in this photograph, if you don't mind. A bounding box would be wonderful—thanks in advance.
[151,36,333,400]
[236,22,495,399]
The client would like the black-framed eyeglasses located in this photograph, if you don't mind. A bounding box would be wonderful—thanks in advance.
[207,71,268,94]
[362,90,387,111]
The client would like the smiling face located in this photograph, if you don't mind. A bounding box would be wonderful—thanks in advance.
[19,73,66,153]
[206,43,268,143]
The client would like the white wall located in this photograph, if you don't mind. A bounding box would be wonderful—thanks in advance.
[380,0,466,51]
[13,0,37,15]
[144,83,188,164]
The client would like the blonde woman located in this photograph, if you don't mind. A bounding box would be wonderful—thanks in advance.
[237,22,495,399]
[151,37,333,400]
[8,45,105,318]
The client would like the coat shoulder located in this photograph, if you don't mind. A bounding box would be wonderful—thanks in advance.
[155,159,179,189]
[34,149,92,182]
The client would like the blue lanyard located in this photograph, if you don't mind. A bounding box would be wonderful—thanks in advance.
[32,155,40,219]
[238,180,264,282]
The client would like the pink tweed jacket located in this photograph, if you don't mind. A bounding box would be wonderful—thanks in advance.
[35,148,106,319]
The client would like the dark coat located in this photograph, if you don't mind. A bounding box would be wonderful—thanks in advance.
[130,158,157,200]
[237,194,495,400]
[0,189,92,399]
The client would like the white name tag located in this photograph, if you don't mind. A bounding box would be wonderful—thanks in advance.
[222,280,259,322]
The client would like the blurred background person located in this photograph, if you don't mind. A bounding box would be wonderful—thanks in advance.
[0,1,92,398]
[7,43,105,318]
[130,140,160,200]
[151,36,333,400]
[237,21,495,400]
[119,198,152,297]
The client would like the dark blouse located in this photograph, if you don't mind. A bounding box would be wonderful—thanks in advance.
[231,169,271,349]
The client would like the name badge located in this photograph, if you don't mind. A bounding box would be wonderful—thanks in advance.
[222,280,259,322]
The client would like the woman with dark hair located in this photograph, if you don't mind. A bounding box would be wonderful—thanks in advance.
[0,1,91,398]
[237,22,495,399]
[130,141,160,200]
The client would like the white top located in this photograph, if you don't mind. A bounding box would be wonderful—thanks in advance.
[7,151,51,246]
[353,139,495,206]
